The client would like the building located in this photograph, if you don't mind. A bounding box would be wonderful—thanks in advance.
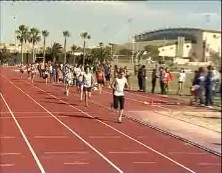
[134,28,221,62]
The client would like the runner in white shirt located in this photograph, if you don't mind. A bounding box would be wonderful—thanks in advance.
[111,69,129,123]
[83,66,94,107]
[176,68,186,95]
[64,65,73,96]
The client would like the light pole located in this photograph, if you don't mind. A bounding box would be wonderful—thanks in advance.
[12,1,17,54]
[127,18,132,63]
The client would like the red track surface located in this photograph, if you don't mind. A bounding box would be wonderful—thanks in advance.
[0,67,221,173]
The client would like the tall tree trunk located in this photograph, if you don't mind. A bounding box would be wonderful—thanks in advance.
[83,40,86,66]
[21,42,23,63]
[64,38,67,64]
[32,42,35,63]
[43,37,46,62]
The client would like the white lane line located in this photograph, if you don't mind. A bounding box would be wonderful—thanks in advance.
[0,136,15,139]
[133,161,156,164]
[34,136,70,139]
[109,151,149,154]
[168,152,208,155]
[44,151,88,154]
[0,93,46,173]
[2,77,123,173]
[64,162,89,165]
[0,111,85,114]
[28,83,197,173]
[0,153,21,156]
[89,136,121,139]
[0,116,70,119]
[0,164,15,167]
[198,163,221,166]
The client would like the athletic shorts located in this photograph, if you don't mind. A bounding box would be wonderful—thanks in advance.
[178,81,184,84]
[113,95,125,110]
[105,75,111,81]
[20,69,24,73]
[43,74,48,79]
[97,79,104,85]
[83,87,92,92]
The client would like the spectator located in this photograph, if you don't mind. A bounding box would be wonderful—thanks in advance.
[176,68,186,95]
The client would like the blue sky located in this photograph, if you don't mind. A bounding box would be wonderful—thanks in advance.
[1,1,221,48]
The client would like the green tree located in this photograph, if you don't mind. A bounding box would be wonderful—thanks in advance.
[42,30,49,62]
[47,42,63,63]
[144,45,159,61]
[29,27,41,62]
[15,25,29,63]
[80,32,91,66]
[71,44,79,65]
[63,31,70,64]
[119,48,131,55]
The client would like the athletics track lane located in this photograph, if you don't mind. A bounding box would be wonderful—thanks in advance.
[1,67,221,173]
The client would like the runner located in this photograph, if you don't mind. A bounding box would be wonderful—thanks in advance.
[104,64,111,88]
[30,63,36,84]
[83,66,94,107]
[43,64,49,85]
[19,63,25,79]
[27,63,31,80]
[77,67,85,101]
[111,69,129,123]
[96,67,106,94]
[64,64,73,96]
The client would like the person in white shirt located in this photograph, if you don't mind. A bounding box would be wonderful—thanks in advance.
[176,68,186,95]
[111,69,129,123]
[83,66,94,107]
[64,65,73,96]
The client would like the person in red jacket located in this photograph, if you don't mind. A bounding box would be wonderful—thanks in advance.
[96,67,106,94]
[163,68,173,94]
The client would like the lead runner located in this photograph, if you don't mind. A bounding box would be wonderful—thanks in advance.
[111,68,129,123]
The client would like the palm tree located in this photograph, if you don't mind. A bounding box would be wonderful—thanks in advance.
[99,42,104,48]
[15,25,29,63]
[48,42,63,63]
[29,27,41,62]
[71,44,78,65]
[42,30,49,62]
[63,31,70,64]
[80,32,91,66]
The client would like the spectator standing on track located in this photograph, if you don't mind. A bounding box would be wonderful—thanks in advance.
[163,68,173,94]
[124,66,131,89]
[151,68,158,93]
[111,69,129,123]
[159,67,165,94]
[176,68,186,95]
[83,66,95,107]
[137,65,147,92]
[196,67,206,106]
[96,67,106,94]
[205,65,215,108]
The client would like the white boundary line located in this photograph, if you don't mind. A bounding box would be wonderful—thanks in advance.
[1,76,123,173]
[0,93,46,173]
[9,76,198,173]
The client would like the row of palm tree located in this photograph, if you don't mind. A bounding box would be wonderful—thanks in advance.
[16,24,91,66]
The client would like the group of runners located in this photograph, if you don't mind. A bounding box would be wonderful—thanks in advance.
[18,61,129,123]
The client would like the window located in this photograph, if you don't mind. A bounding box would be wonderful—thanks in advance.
[186,45,190,48]
[213,34,217,38]
[170,47,173,49]
[162,49,164,52]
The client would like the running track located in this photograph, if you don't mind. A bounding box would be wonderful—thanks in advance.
[0,67,221,173]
